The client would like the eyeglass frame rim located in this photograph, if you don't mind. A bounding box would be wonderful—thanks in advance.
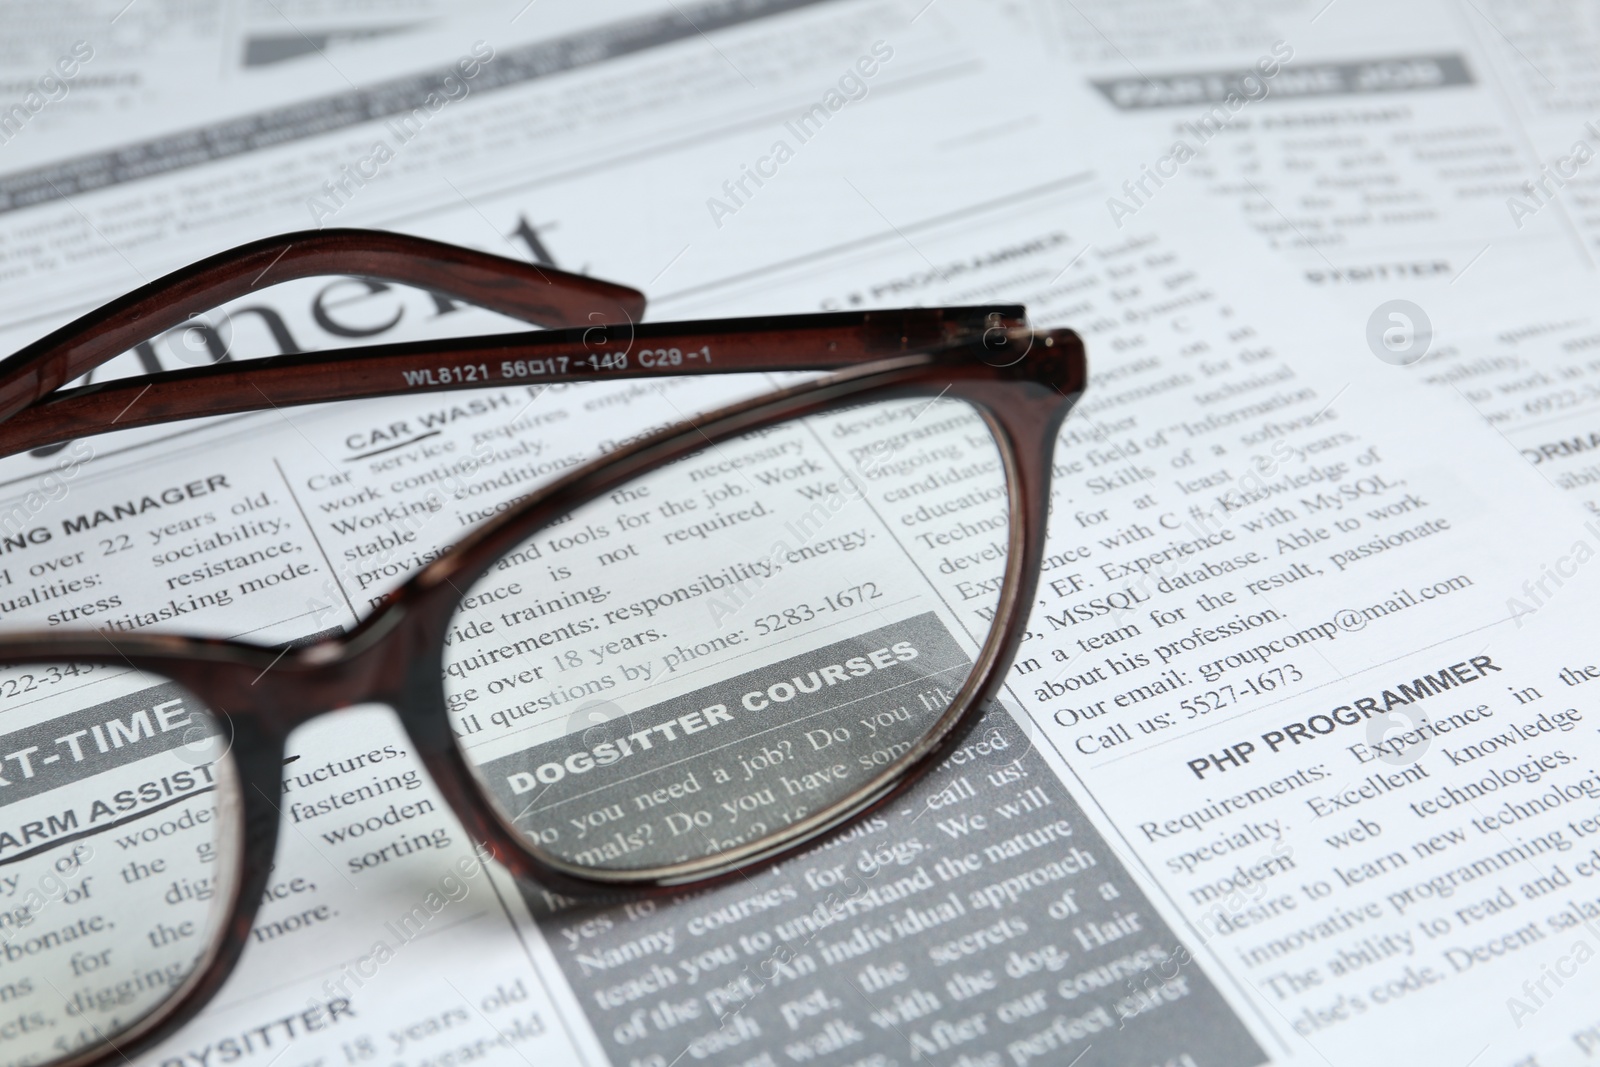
[9,352,1081,1067]
[0,230,1086,1067]
[0,348,1077,868]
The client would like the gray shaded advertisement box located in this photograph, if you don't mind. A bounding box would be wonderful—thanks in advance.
[478,612,967,869]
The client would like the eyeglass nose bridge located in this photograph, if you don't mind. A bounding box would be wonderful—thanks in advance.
[223,604,420,729]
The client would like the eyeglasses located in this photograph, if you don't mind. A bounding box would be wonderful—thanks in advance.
[0,229,1083,1067]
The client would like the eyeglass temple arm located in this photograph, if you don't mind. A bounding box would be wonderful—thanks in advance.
[0,228,645,426]
[0,308,1036,459]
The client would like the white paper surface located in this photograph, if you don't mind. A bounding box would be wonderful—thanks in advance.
[2,2,1600,1066]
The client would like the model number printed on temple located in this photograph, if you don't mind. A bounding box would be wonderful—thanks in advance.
[400,348,714,389]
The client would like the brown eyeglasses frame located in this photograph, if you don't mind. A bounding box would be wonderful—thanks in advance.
[0,229,1085,1067]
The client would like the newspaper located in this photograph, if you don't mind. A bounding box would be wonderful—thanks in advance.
[1,2,1600,1066]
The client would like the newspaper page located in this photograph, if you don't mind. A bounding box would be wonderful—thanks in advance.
[0,3,1599,1067]
[983,0,1600,523]
[983,0,1597,292]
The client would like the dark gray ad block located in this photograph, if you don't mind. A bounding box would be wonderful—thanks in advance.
[0,678,213,804]
[523,702,1267,1066]
[1093,53,1473,109]
[477,613,967,870]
